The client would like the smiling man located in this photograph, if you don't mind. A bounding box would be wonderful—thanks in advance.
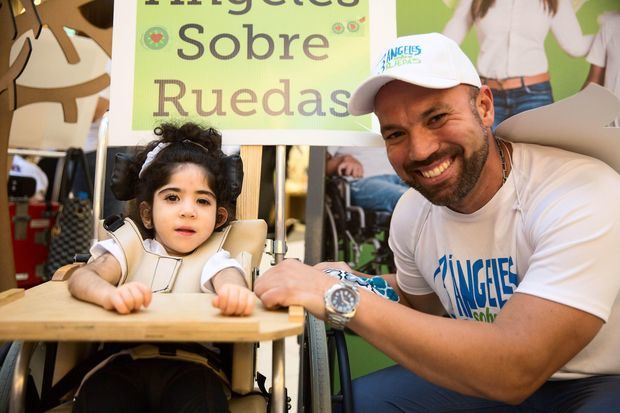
[254,33,620,411]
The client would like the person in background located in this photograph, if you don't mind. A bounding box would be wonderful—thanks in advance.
[444,0,593,128]
[10,155,48,201]
[582,11,620,126]
[327,147,408,213]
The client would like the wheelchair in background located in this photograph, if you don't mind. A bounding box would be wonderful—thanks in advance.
[322,176,396,275]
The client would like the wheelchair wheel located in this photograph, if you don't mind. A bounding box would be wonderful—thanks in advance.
[323,205,339,262]
[299,314,331,413]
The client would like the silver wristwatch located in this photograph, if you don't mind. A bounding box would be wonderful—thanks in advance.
[324,281,360,330]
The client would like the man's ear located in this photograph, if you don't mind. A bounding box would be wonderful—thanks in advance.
[477,85,495,128]
[139,201,153,229]
[215,207,229,228]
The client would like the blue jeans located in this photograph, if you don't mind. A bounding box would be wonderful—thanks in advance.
[350,174,409,213]
[491,81,554,130]
[352,365,620,413]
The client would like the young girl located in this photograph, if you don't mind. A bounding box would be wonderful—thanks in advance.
[68,122,252,413]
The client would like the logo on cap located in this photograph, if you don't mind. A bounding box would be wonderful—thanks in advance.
[378,44,422,73]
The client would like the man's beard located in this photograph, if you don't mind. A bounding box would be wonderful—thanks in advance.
[402,135,489,207]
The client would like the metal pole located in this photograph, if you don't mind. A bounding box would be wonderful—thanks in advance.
[304,146,326,265]
[273,145,287,264]
[272,337,287,412]
[271,144,287,412]
[91,113,109,246]
[9,341,36,413]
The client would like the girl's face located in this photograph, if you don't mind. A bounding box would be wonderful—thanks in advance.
[140,163,227,256]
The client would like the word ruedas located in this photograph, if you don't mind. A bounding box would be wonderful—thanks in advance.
[145,0,360,16]
[178,23,328,61]
[153,78,349,117]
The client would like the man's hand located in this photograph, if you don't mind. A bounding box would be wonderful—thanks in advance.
[314,261,374,278]
[101,281,152,314]
[212,284,255,316]
[254,259,338,319]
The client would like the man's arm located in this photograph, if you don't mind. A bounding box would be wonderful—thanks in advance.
[255,260,603,405]
[382,273,445,316]
[314,262,445,315]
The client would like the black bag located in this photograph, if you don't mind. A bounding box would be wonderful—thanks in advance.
[45,148,94,278]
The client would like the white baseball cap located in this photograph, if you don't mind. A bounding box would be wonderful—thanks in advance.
[348,32,481,115]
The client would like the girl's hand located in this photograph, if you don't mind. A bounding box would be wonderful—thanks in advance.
[101,282,152,314]
[212,284,255,316]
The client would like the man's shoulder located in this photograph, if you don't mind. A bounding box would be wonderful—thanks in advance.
[516,142,620,215]
[393,189,431,222]
[517,142,618,180]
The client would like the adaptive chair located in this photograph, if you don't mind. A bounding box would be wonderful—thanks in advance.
[322,176,395,274]
[0,139,306,413]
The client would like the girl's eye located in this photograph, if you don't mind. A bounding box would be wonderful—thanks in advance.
[197,198,211,205]
[164,194,179,202]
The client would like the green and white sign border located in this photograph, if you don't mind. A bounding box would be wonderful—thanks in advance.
[109,0,395,147]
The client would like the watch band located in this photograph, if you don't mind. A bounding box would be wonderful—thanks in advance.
[326,312,351,330]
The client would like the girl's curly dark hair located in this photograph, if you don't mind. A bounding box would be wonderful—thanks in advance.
[111,122,242,239]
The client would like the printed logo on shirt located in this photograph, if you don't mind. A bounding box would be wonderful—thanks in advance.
[377,44,422,73]
[433,254,518,322]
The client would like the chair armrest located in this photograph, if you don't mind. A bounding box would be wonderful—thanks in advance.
[0,288,25,307]
[51,263,85,281]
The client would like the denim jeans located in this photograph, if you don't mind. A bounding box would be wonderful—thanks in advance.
[352,364,620,413]
[491,81,554,130]
[349,174,409,213]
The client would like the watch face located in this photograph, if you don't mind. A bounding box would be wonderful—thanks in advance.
[330,287,359,313]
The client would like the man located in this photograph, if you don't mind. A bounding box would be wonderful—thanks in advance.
[255,33,620,411]
[326,146,408,212]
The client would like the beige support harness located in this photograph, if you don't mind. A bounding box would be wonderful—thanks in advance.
[79,217,268,396]
[110,218,230,292]
[107,217,267,292]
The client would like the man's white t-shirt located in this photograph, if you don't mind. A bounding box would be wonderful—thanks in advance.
[90,238,244,292]
[390,143,620,379]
